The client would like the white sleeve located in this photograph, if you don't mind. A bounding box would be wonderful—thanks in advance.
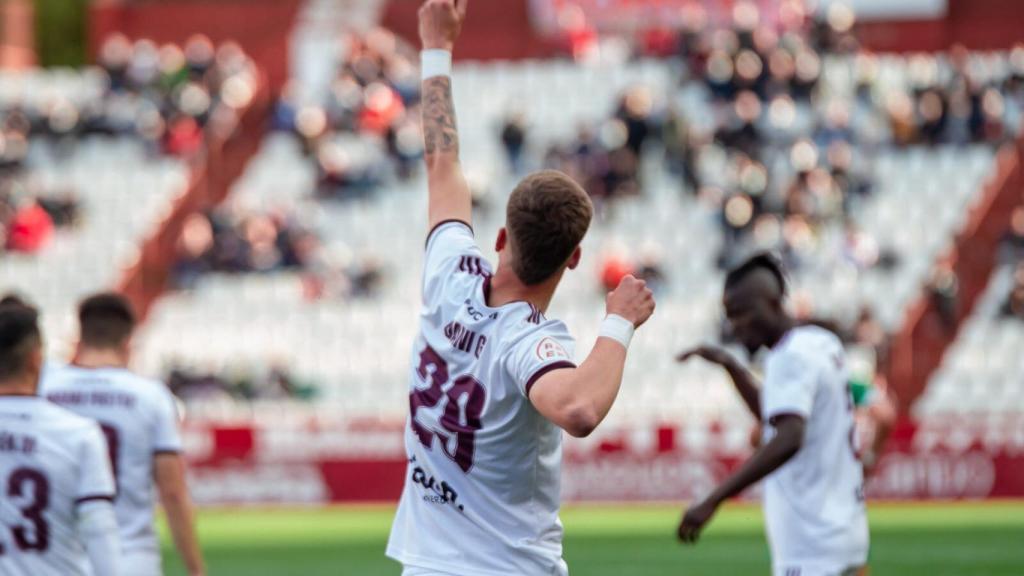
[762,349,818,424]
[423,220,485,306]
[76,423,117,503]
[504,323,577,398]
[77,500,121,576]
[152,387,183,454]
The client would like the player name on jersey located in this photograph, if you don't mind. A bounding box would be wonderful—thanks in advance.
[0,431,36,454]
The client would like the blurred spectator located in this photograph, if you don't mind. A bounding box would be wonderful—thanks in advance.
[4,199,53,253]
[927,261,960,329]
[599,250,634,293]
[1000,206,1024,264]
[500,112,528,175]
[636,242,668,295]
[1002,263,1024,321]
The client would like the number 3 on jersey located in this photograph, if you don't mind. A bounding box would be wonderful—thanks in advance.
[409,345,486,473]
[0,467,50,555]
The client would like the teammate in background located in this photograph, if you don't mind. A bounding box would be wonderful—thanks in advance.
[387,1,656,574]
[851,374,895,477]
[0,301,120,576]
[675,254,869,576]
[40,293,205,576]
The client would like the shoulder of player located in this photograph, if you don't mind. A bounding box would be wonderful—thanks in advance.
[770,326,841,365]
[496,313,572,353]
[39,400,103,435]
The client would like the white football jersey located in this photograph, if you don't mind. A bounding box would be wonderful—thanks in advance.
[40,365,182,557]
[761,326,869,575]
[0,396,116,576]
[387,222,577,576]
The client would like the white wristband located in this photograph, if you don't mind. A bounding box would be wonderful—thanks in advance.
[599,314,635,349]
[421,50,453,80]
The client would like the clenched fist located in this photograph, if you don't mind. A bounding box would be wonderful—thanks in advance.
[606,275,656,328]
[419,0,469,51]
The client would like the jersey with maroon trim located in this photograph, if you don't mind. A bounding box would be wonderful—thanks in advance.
[40,365,182,558]
[0,396,115,576]
[387,222,577,576]
[761,326,869,574]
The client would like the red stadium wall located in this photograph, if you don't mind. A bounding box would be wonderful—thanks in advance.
[88,0,301,94]
[887,140,1024,415]
[117,74,272,321]
[381,0,1024,60]
[180,419,1024,505]
[857,0,1024,52]
[381,0,561,60]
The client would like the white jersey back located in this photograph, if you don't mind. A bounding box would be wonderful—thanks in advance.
[387,222,577,576]
[40,365,182,556]
[761,326,869,573]
[0,396,116,576]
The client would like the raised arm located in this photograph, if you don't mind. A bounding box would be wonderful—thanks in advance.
[419,0,473,231]
[529,276,656,437]
[677,346,762,419]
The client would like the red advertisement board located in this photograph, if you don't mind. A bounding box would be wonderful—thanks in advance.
[181,417,1024,505]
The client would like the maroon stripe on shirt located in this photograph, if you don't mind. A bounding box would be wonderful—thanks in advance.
[75,494,115,506]
[425,219,473,249]
[525,361,576,396]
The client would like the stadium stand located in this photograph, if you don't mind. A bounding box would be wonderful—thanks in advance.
[129,3,1023,428]
[0,36,260,360]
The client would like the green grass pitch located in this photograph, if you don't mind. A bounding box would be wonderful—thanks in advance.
[159,501,1024,575]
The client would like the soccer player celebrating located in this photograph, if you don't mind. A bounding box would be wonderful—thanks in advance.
[386,1,656,574]
[676,254,868,576]
[40,293,204,576]
[0,301,120,575]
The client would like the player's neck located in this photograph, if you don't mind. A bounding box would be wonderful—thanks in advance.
[767,317,796,349]
[487,266,557,313]
[73,348,128,370]
[0,375,37,396]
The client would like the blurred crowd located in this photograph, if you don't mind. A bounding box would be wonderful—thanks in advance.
[95,33,259,157]
[500,1,1024,334]
[0,34,257,160]
[1001,206,1024,321]
[172,208,320,288]
[167,363,316,402]
[171,206,386,301]
[273,28,423,200]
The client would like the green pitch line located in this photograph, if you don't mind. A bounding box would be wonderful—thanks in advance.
[160,501,1024,576]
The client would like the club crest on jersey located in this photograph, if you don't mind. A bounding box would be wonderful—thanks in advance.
[535,337,569,361]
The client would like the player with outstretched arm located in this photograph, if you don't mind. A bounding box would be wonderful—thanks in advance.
[675,254,869,576]
[386,1,656,575]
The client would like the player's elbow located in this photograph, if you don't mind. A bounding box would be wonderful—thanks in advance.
[562,404,600,438]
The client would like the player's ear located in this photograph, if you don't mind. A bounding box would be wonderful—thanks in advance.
[495,227,508,253]
[567,245,582,270]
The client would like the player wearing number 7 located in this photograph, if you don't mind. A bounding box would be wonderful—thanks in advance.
[40,293,204,576]
[0,300,120,575]
[386,1,656,575]
[675,254,869,576]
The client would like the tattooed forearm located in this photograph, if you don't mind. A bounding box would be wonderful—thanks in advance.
[422,77,459,156]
